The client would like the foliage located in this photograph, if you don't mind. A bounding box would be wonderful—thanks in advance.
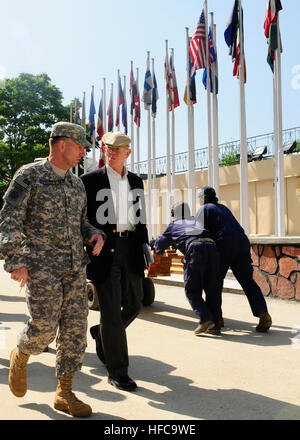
[0,73,71,202]
[219,151,239,167]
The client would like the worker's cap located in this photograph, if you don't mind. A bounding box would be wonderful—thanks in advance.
[102,131,131,148]
[50,122,91,147]
[197,186,217,199]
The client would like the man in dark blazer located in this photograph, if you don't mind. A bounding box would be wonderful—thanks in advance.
[81,131,149,391]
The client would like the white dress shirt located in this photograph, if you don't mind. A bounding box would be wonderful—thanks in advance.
[106,165,135,232]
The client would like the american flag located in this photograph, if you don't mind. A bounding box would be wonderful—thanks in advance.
[189,9,213,70]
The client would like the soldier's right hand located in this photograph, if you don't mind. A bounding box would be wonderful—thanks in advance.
[11,267,28,288]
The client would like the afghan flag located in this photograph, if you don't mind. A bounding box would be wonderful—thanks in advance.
[264,0,283,72]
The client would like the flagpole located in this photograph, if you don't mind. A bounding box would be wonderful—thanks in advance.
[152,57,157,238]
[103,78,106,133]
[123,75,127,135]
[146,51,152,240]
[136,68,140,176]
[91,85,96,168]
[117,70,120,131]
[204,0,213,188]
[73,99,79,176]
[185,28,195,214]
[165,40,171,223]
[130,62,135,173]
[171,48,176,204]
[211,15,219,196]
[82,92,87,174]
[274,14,285,236]
[238,0,249,234]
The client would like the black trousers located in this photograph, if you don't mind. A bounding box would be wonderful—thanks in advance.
[91,236,143,377]
[184,242,221,329]
[218,236,268,317]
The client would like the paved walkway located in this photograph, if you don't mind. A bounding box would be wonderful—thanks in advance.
[0,262,300,420]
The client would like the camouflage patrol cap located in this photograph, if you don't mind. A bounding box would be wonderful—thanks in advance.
[50,122,91,148]
[102,131,131,147]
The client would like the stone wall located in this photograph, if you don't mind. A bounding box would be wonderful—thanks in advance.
[250,239,300,301]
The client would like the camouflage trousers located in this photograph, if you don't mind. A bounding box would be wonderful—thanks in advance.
[18,266,88,377]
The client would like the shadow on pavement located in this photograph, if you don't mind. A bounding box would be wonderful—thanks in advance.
[139,301,294,347]
[129,355,300,420]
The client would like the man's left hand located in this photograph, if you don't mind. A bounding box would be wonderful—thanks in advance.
[89,234,105,256]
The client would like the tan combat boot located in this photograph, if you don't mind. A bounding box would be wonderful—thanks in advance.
[8,347,30,397]
[54,373,92,417]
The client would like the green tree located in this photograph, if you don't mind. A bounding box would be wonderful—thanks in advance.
[0,73,70,202]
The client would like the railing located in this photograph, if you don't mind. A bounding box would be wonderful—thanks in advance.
[128,126,300,175]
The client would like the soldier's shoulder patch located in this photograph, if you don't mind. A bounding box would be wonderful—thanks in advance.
[4,174,31,207]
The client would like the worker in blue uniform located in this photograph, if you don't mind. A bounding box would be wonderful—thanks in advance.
[195,186,272,332]
[153,202,222,336]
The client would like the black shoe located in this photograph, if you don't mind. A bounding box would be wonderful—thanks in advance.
[108,375,137,391]
[90,326,106,364]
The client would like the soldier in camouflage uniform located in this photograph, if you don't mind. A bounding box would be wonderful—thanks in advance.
[0,122,105,417]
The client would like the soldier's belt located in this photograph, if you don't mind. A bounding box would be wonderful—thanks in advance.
[114,230,135,238]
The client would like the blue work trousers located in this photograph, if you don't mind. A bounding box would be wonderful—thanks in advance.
[184,242,221,329]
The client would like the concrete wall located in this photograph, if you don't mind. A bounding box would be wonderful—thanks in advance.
[144,154,300,237]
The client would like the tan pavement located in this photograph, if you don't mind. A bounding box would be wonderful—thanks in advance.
[0,261,300,420]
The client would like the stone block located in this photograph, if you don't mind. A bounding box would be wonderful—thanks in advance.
[279,257,300,279]
[253,267,270,296]
[260,245,278,274]
[276,277,295,300]
[251,245,259,266]
[296,274,300,301]
[282,246,300,259]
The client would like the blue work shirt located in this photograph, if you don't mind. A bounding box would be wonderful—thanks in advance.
[195,203,247,251]
[155,217,213,256]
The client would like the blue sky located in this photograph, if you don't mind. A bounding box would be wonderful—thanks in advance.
[1,0,299,161]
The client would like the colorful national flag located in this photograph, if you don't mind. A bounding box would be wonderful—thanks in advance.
[107,87,114,132]
[224,0,246,82]
[152,72,159,118]
[169,54,180,111]
[264,0,283,72]
[97,95,104,139]
[122,82,128,134]
[184,51,197,105]
[116,74,125,127]
[130,64,136,116]
[134,76,141,127]
[88,90,96,137]
[98,142,106,168]
[164,53,172,109]
[189,8,213,71]
[142,58,153,109]
[264,0,283,37]
[202,26,218,93]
